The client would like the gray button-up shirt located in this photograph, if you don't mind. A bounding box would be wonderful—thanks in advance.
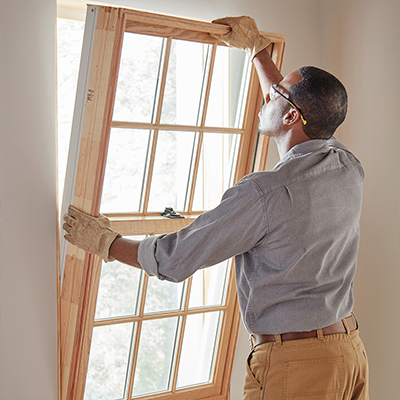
[138,138,364,334]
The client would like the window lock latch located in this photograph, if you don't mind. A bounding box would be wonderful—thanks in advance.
[161,207,185,219]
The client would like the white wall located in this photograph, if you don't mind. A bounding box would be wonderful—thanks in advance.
[0,1,398,399]
[319,2,400,399]
[0,1,58,400]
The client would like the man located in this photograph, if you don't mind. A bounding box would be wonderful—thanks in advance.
[63,16,369,399]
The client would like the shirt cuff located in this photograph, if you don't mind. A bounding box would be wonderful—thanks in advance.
[138,236,165,280]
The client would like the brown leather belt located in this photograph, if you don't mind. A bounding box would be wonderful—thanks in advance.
[252,314,358,346]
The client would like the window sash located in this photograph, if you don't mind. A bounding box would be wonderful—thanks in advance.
[59,6,285,400]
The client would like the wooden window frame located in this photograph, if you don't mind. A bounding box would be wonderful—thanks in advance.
[59,6,285,400]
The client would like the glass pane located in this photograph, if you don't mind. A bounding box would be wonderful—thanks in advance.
[101,128,150,213]
[84,323,133,400]
[133,317,179,396]
[147,130,196,212]
[113,32,164,123]
[160,40,210,126]
[95,260,142,320]
[193,133,240,211]
[206,46,251,128]
[177,312,221,388]
[145,278,185,314]
[189,260,230,309]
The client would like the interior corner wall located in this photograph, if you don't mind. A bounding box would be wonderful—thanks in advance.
[319,2,400,398]
[0,1,58,400]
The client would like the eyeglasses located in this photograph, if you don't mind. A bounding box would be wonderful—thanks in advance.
[270,83,307,125]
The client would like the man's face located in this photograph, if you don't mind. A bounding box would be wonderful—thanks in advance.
[259,70,302,137]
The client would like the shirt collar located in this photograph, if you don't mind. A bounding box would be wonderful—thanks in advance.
[274,137,347,169]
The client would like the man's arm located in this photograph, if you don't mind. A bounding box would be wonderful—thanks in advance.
[64,177,266,282]
[252,49,283,98]
[211,16,283,97]
[109,236,142,269]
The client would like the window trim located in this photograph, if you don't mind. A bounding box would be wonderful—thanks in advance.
[58,6,285,400]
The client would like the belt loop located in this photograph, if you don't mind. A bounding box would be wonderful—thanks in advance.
[249,334,255,350]
[275,334,282,346]
[342,316,350,334]
[317,328,324,341]
[352,312,359,329]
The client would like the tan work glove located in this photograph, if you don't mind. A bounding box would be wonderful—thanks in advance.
[211,16,271,60]
[63,205,120,262]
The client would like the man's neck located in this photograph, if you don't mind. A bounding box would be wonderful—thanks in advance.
[274,130,311,159]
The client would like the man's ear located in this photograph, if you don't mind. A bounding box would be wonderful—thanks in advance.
[283,108,301,126]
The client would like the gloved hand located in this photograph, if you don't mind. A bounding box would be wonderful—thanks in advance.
[211,16,271,60]
[63,205,121,262]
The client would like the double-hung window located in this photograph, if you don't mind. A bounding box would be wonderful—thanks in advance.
[58,6,285,400]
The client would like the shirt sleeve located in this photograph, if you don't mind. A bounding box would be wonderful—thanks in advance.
[138,177,268,282]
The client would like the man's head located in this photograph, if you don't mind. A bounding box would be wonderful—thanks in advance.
[288,66,348,139]
[260,67,348,141]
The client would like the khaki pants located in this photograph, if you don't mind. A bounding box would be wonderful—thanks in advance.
[243,329,369,400]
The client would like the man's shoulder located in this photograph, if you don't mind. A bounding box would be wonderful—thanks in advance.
[237,138,364,193]
[237,168,290,195]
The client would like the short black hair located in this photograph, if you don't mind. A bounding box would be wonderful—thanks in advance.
[289,66,348,139]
